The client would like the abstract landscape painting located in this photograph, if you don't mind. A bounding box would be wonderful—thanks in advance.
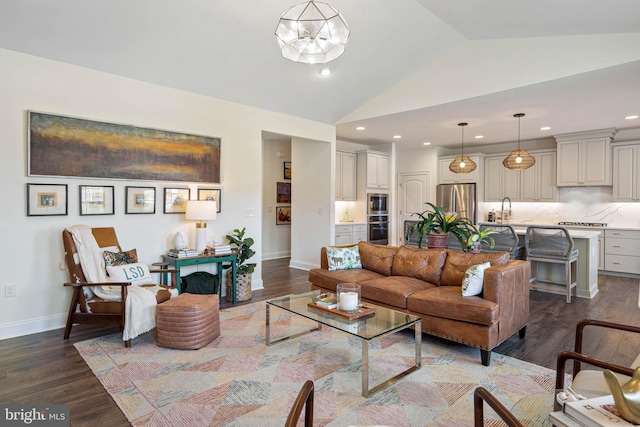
[28,111,221,183]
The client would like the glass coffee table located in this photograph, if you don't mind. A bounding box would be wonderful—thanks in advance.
[265,290,422,397]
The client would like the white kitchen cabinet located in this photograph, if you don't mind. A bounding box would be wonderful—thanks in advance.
[439,156,479,184]
[520,151,557,201]
[336,150,357,201]
[612,143,640,202]
[604,229,640,274]
[484,156,520,201]
[358,151,390,189]
[555,131,614,186]
[335,224,367,245]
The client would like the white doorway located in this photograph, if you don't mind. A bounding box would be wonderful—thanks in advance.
[397,172,430,245]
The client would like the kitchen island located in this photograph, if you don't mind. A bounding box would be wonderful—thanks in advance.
[510,226,601,299]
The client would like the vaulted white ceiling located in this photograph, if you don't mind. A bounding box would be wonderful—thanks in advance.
[1,0,639,148]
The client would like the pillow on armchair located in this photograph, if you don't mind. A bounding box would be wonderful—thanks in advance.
[103,248,138,267]
[106,262,154,286]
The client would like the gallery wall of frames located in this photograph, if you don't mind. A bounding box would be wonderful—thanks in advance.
[26,111,222,217]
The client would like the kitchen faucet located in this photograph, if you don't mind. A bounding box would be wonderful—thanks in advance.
[501,197,511,224]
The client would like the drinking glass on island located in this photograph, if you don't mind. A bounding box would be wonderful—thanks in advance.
[337,283,361,313]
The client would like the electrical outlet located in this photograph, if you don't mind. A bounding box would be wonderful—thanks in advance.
[5,283,16,298]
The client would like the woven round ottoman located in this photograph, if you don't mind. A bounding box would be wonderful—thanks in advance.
[156,293,220,350]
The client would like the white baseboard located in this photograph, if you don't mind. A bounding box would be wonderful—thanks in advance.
[261,251,291,261]
[0,313,67,340]
[288,259,317,271]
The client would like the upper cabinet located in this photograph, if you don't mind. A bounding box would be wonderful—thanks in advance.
[612,142,640,202]
[484,151,556,202]
[336,150,357,201]
[484,156,520,201]
[555,129,616,187]
[439,156,480,184]
[358,151,390,189]
[520,151,557,202]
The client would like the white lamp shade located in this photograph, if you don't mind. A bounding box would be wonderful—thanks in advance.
[185,200,217,221]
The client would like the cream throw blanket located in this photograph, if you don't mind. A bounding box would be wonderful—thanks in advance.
[67,225,162,342]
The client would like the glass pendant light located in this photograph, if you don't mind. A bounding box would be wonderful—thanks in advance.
[449,122,477,174]
[275,1,350,64]
[503,113,536,170]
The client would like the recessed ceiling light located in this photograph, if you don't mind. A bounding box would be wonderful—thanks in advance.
[393,135,402,139]
[540,126,551,131]
[318,68,331,77]
[625,115,639,120]
[356,126,365,131]
[474,135,483,139]
[422,142,431,146]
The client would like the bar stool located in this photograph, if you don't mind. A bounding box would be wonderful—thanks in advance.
[525,226,579,303]
[479,223,525,260]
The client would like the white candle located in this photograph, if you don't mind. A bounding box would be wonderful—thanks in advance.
[340,292,359,312]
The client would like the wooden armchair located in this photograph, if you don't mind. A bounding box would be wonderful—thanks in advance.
[285,380,314,427]
[556,319,639,401]
[473,387,523,427]
[62,227,176,347]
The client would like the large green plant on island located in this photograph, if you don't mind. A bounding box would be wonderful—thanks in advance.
[407,202,475,249]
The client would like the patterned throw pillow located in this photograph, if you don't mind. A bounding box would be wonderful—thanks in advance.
[326,245,362,271]
[106,262,154,286]
[461,262,491,297]
[103,248,138,267]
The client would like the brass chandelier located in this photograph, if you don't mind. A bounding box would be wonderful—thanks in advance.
[503,113,536,170]
[449,122,477,174]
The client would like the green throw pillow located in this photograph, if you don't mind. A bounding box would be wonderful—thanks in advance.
[461,262,491,297]
[326,245,362,271]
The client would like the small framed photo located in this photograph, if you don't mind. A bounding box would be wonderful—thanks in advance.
[125,186,156,214]
[198,188,222,213]
[164,187,190,214]
[277,182,291,203]
[284,161,292,180]
[79,185,115,215]
[27,183,68,216]
[276,206,291,225]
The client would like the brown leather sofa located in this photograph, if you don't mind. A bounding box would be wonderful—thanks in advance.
[308,241,530,366]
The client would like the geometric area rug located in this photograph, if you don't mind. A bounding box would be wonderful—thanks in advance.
[75,301,556,426]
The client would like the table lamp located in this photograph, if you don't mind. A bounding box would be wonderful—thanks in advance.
[185,200,217,254]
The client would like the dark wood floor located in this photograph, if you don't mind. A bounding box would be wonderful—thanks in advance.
[1,259,638,426]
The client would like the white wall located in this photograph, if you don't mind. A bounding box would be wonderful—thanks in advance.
[262,138,291,260]
[0,48,335,339]
[290,137,334,270]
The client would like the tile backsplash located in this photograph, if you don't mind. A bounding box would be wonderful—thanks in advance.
[483,187,640,228]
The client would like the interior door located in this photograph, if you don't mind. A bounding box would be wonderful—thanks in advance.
[398,172,430,245]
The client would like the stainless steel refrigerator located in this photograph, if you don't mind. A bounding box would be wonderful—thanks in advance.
[436,183,477,224]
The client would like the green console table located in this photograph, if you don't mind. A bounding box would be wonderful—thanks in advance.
[162,253,238,303]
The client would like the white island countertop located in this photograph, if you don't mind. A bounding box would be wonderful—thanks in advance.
[509,226,601,238]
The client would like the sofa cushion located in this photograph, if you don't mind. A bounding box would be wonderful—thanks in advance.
[440,250,510,286]
[407,287,499,326]
[359,276,437,309]
[326,245,362,271]
[358,241,397,276]
[391,246,446,284]
[308,268,384,293]
[461,262,491,297]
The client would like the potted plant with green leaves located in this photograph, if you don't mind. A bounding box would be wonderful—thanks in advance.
[224,227,256,301]
[462,226,497,253]
[406,202,475,249]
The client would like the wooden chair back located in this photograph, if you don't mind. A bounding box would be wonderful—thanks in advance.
[62,227,122,310]
[285,380,314,427]
[474,387,523,427]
